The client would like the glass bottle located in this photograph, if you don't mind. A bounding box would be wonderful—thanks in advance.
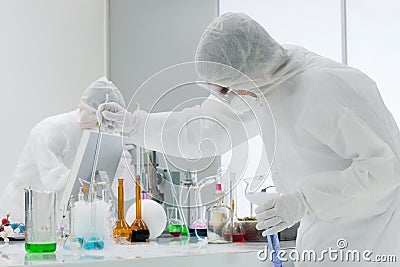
[207,184,232,244]
[222,194,245,243]
[130,176,150,242]
[167,207,183,238]
[113,178,131,243]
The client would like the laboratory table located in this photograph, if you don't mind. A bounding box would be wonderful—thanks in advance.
[0,239,296,267]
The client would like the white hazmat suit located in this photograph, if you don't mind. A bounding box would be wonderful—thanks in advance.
[1,77,129,222]
[98,13,400,265]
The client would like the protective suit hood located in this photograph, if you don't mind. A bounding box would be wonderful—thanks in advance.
[79,76,126,129]
[195,12,289,92]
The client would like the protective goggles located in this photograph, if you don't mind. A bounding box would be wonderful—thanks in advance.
[196,81,235,104]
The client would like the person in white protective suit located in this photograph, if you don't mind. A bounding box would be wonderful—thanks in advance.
[98,13,400,265]
[0,77,133,222]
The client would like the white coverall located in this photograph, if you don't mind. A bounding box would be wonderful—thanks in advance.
[130,45,400,265]
[99,13,400,266]
[0,77,132,222]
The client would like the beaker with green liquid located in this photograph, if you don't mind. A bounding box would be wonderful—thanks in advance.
[24,187,57,253]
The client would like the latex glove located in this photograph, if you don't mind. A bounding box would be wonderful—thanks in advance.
[255,191,308,236]
[97,102,138,134]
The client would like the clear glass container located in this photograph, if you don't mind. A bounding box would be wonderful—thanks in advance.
[113,178,132,243]
[63,196,81,252]
[24,187,57,253]
[82,184,104,250]
[223,175,245,243]
[189,205,207,239]
[130,176,150,242]
[167,207,184,238]
[207,184,232,244]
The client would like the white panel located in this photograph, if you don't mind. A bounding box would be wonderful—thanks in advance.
[219,0,342,62]
[109,0,218,112]
[0,0,106,183]
[347,0,400,124]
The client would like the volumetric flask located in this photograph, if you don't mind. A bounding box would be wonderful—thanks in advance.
[24,187,57,253]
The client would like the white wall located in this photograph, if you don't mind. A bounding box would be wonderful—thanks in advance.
[219,0,400,218]
[0,0,106,183]
[347,0,400,124]
[219,0,342,62]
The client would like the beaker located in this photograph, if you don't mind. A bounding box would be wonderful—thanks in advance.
[24,187,57,253]
[167,207,183,238]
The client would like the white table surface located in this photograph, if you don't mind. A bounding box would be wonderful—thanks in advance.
[0,238,296,267]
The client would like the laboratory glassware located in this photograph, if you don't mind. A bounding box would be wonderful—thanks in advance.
[82,100,107,250]
[189,205,207,238]
[187,171,207,239]
[113,178,131,243]
[244,176,282,267]
[24,187,57,253]
[207,184,232,244]
[130,176,150,242]
[82,183,104,250]
[222,177,245,243]
[63,196,81,251]
[167,207,183,238]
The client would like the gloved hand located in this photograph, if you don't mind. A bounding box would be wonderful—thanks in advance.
[97,102,138,133]
[255,191,308,236]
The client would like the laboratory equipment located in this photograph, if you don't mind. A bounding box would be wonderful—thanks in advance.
[83,121,106,251]
[100,188,117,240]
[189,205,207,238]
[223,177,245,243]
[63,196,81,251]
[126,199,167,239]
[113,178,131,242]
[189,173,220,239]
[207,184,232,244]
[167,207,183,238]
[59,129,123,216]
[244,176,282,267]
[24,187,57,253]
[130,176,150,242]
[82,185,104,250]
[71,190,112,243]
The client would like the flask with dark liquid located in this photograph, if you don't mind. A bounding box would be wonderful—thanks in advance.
[130,176,150,242]
[113,178,131,243]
